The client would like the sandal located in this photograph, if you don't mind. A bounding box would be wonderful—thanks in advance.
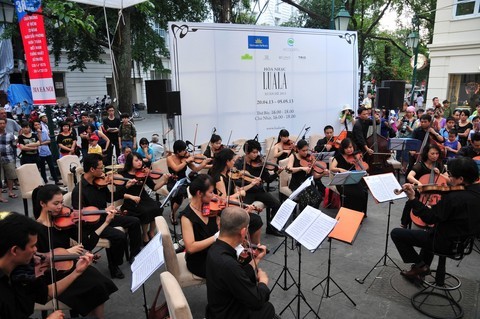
[8,193,18,199]
[1,189,6,193]
[0,198,8,203]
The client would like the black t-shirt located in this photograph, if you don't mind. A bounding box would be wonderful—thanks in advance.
[103,117,121,140]
[77,123,96,149]
[18,133,39,156]
[0,269,49,319]
[56,132,76,154]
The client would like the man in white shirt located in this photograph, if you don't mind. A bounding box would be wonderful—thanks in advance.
[362,92,373,109]
[416,93,424,108]
[3,102,12,119]
[149,134,164,162]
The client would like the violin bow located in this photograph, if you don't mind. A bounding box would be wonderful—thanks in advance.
[46,208,59,311]
[258,137,275,179]
[136,165,152,207]
[293,124,306,146]
[77,173,83,246]
[226,130,233,147]
[245,231,259,280]
[110,154,116,206]
[192,124,198,155]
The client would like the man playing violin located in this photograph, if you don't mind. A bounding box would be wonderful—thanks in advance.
[234,139,284,237]
[0,212,94,319]
[391,157,480,284]
[314,125,335,153]
[206,206,275,319]
[72,154,142,279]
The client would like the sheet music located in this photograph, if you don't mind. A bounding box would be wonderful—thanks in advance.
[161,177,187,208]
[289,176,314,200]
[130,233,164,293]
[271,198,297,231]
[285,206,337,251]
[363,173,406,203]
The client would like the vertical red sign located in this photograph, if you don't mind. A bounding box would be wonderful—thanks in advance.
[15,1,56,105]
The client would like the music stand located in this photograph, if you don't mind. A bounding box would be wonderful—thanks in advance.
[314,152,335,163]
[161,177,188,244]
[355,173,406,284]
[389,138,421,165]
[328,171,366,207]
[279,206,338,319]
[312,208,364,309]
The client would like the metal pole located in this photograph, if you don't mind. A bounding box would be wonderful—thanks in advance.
[409,18,419,106]
[330,0,335,29]
[45,104,60,160]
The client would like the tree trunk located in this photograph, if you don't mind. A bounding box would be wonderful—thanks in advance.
[115,8,132,114]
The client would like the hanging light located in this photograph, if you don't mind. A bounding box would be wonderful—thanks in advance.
[0,0,14,24]
[407,31,420,50]
[334,5,351,31]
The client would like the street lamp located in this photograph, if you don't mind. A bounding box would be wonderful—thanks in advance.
[407,18,420,106]
[0,0,15,24]
[335,4,351,31]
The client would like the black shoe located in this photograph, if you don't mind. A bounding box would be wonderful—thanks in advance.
[400,264,430,281]
[109,265,125,279]
[266,225,285,237]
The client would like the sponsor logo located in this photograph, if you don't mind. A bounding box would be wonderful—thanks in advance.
[241,54,253,60]
[278,56,291,60]
[287,38,294,46]
[248,36,269,49]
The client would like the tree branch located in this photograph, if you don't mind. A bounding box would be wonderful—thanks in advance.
[367,35,412,57]
[281,0,328,24]
[364,0,393,37]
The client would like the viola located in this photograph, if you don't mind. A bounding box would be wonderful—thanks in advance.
[327,130,348,149]
[52,206,107,229]
[134,168,165,180]
[238,241,264,265]
[189,154,209,164]
[393,184,464,195]
[94,174,132,187]
[298,153,327,174]
[345,153,369,171]
[35,248,101,278]
[206,195,262,216]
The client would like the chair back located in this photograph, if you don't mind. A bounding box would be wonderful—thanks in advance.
[57,155,81,192]
[160,272,193,319]
[309,134,323,150]
[232,139,246,156]
[443,236,476,260]
[16,164,44,198]
[264,137,276,151]
[155,216,181,279]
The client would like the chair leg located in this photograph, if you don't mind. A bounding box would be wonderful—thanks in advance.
[23,199,28,217]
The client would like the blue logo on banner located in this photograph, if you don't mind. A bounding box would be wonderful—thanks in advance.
[248,36,269,49]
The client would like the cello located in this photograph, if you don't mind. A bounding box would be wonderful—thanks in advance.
[366,109,394,175]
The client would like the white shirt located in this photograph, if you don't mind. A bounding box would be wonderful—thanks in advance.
[416,96,424,107]
[4,103,12,112]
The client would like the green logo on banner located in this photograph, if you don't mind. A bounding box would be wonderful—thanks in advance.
[287,38,294,46]
[241,54,253,60]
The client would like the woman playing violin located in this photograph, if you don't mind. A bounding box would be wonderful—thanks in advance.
[33,185,117,319]
[121,152,171,245]
[273,129,294,163]
[204,134,224,159]
[287,139,325,211]
[179,174,218,278]
[399,144,449,228]
[330,138,369,216]
[209,148,264,244]
[167,140,212,225]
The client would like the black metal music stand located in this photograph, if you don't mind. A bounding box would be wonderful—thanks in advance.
[328,171,366,207]
[279,242,321,319]
[271,233,298,293]
[355,200,401,284]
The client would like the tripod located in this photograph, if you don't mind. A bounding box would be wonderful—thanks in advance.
[355,200,401,284]
[280,243,320,319]
[271,234,297,293]
[312,238,356,307]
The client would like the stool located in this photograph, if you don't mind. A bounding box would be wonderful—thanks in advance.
[411,236,475,319]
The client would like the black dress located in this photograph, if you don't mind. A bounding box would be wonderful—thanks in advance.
[289,155,321,211]
[334,153,369,214]
[167,162,188,206]
[36,224,117,316]
[120,172,163,223]
[179,205,218,278]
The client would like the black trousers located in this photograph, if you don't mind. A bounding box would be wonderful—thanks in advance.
[38,155,59,183]
[244,190,280,224]
[20,154,39,166]
[391,227,434,266]
[100,215,142,265]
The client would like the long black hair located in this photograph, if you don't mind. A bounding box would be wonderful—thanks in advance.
[32,184,63,219]
[124,151,143,172]
[210,148,235,177]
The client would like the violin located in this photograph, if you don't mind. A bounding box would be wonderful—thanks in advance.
[282,139,295,151]
[393,184,464,195]
[345,152,369,171]
[206,195,262,216]
[251,155,282,171]
[134,168,165,180]
[327,130,348,149]
[94,174,132,187]
[52,206,108,229]
[34,248,82,277]
[298,153,327,174]
[238,241,264,265]
[228,169,258,183]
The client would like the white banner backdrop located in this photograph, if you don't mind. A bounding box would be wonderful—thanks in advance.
[169,22,358,145]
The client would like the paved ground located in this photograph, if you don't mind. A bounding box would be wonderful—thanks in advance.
[11,112,479,319]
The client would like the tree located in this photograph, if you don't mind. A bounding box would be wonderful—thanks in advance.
[42,0,209,113]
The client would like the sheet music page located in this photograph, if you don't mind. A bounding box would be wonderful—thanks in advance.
[130,233,165,293]
[271,198,297,231]
[289,176,313,200]
[363,173,406,202]
[161,177,187,208]
[297,208,337,251]
[285,205,318,241]
[328,172,349,186]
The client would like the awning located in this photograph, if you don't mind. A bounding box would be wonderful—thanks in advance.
[67,0,147,9]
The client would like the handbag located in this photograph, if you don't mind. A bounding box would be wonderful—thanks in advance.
[148,284,170,319]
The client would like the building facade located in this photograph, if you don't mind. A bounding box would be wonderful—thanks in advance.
[428,0,480,111]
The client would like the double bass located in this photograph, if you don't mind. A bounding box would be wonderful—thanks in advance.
[366,110,394,175]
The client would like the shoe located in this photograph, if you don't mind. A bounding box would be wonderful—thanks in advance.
[266,225,285,237]
[400,264,430,281]
[55,181,63,186]
[109,265,125,279]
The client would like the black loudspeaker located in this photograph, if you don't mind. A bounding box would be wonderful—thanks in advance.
[375,87,390,109]
[381,80,406,110]
[166,91,181,115]
[146,80,172,114]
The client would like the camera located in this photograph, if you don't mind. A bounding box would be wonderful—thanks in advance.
[400,118,409,133]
